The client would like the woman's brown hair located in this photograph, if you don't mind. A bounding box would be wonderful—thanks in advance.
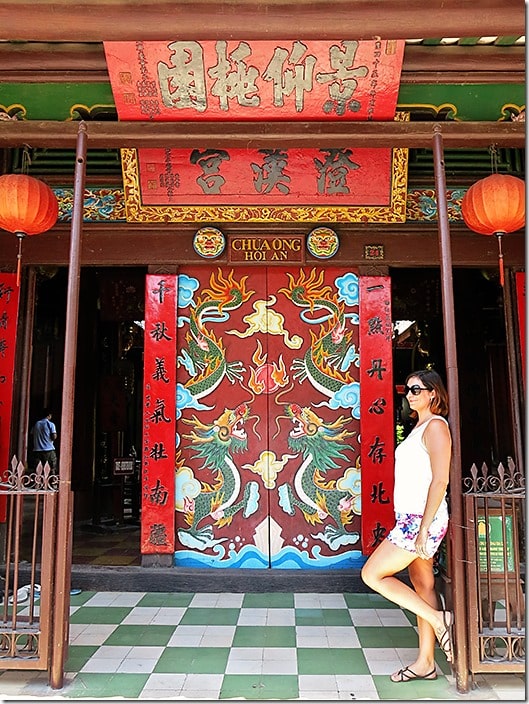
[406,369,449,417]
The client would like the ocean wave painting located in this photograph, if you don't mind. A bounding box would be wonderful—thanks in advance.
[174,543,367,569]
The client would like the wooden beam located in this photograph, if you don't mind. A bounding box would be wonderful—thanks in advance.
[401,46,525,84]
[403,46,525,75]
[0,1,524,42]
[0,223,523,268]
[0,119,524,149]
[0,42,524,85]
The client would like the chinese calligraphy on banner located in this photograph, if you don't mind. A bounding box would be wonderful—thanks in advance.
[359,276,394,555]
[142,274,177,554]
[132,146,394,206]
[0,274,20,520]
[104,39,404,121]
[120,142,408,223]
[107,39,408,223]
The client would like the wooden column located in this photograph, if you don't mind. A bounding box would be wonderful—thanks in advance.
[432,125,468,693]
[50,122,86,689]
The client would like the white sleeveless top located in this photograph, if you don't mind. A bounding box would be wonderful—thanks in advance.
[393,415,449,517]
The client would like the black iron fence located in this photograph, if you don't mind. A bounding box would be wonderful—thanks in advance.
[463,458,525,673]
[0,457,57,671]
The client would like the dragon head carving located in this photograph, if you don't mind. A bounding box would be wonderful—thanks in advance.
[284,403,355,471]
[182,402,251,468]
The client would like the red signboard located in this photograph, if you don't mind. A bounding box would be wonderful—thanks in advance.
[121,142,408,223]
[359,276,395,555]
[135,146,393,206]
[104,39,404,121]
[141,274,177,554]
[0,274,20,520]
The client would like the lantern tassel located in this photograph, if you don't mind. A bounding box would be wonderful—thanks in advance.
[496,231,505,287]
[16,232,25,287]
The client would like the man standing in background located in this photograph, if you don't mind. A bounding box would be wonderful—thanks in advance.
[30,409,58,472]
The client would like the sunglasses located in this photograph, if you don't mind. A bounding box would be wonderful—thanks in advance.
[404,384,430,396]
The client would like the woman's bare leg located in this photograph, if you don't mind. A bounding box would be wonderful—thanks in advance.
[409,558,438,660]
[361,540,449,651]
[388,557,439,680]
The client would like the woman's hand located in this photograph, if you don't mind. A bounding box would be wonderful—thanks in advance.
[415,527,429,559]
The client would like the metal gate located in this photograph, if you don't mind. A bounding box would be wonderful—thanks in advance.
[0,457,58,671]
[463,458,525,672]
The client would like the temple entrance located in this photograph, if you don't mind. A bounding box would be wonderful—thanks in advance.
[173,266,362,568]
[25,264,514,568]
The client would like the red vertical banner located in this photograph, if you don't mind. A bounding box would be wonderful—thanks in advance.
[359,276,394,555]
[141,274,177,554]
[0,274,20,521]
[515,271,525,389]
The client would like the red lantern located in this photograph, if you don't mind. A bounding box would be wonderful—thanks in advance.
[461,173,525,287]
[0,174,59,285]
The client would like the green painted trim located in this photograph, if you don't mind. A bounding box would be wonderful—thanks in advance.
[0,82,524,123]
[0,83,115,120]
[456,38,481,46]
[397,84,525,121]
[494,36,522,46]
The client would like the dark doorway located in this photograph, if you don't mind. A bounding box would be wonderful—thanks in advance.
[29,266,146,566]
[392,267,515,476]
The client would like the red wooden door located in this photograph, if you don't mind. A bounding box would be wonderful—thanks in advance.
[174,266,363,568]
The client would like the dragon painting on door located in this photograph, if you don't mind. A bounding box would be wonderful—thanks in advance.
[174,265,364,569]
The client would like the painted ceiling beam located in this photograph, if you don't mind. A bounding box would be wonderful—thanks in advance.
[0,1,524,42]
[0,120,523,149]
[1,223,523,269]
[0,43,524,84]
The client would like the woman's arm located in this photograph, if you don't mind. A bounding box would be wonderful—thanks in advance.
[415,419,452,557]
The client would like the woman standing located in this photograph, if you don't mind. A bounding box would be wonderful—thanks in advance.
[361,368,454,682]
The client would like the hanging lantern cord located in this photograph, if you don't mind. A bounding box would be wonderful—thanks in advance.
[495,231,505,288]
[489,143,499,174]
[16,231,26,287]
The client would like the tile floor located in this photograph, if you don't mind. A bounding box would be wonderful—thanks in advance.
[71,525,141,566]
[21,514,142,568]
[0,591,524,701]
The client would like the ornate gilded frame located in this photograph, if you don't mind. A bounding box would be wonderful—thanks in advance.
[121,114,409,224]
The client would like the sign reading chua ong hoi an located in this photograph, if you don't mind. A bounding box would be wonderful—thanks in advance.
[229,234,304,263]
[104,39,406,223]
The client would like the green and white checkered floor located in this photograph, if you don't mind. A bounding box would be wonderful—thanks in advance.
[0,591,524,700]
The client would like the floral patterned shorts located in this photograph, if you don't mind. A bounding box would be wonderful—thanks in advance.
[387,511,448,558]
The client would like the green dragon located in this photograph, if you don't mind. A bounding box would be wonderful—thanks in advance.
[181,269,254,401]
[278,268,356,398]
[178,402,260,549]
[277,403,360,550]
